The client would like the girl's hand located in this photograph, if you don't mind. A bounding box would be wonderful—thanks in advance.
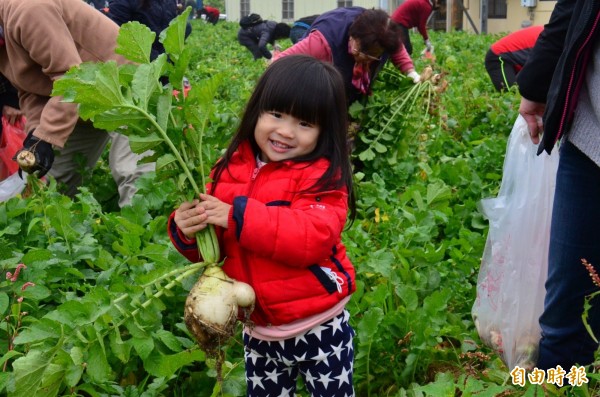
[198,193,231,229]
[174,199,209,238]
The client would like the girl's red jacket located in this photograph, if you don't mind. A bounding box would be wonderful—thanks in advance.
[169,140,356,326]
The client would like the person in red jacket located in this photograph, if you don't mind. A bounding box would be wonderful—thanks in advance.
[391,0,439,55]
[197,5,219,24]
[485,25,543,92]
[168,55,356,396]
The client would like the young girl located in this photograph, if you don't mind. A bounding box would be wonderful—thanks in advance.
[168,55,357,396]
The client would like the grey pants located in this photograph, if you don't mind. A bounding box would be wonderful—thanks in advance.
[48,121,155,207]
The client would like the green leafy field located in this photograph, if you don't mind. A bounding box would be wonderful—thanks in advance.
[0,14,598,397]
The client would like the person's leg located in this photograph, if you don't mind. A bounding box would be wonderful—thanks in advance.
[537,141,600,370]
[108,132,155,207]
[399,24,412,55]
[243,333,299,396]
[48,121,110,197]
[299,310,355,396]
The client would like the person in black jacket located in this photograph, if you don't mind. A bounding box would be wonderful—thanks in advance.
[517,0,600,371]
[237,20,291,61]
[0,74,21,127]
[108,0,190,61]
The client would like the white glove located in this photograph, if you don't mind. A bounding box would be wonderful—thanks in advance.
[422,39,434,55]
[407,71,421,84]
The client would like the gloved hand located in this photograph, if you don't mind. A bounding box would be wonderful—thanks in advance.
[421,39,434,55]
[12,130,55,177]
[407,70,421,84]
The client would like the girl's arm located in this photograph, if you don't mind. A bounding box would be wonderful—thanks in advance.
[168,211,201,262]
[229,188,349,267]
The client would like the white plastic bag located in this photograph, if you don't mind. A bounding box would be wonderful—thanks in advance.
[472,115,559,370]
[0,172,26,202]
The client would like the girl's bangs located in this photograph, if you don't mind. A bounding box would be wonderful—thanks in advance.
[257,70,334,125]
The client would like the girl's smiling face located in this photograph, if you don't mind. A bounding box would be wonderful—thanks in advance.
[254,111,321,162]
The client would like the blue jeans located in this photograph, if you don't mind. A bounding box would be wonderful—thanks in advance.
[537,141,600,369]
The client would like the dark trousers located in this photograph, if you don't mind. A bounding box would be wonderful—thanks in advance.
[399,24,412,55]
[537,141,600,369]
[243,310,355,396]
[485,49,518,92]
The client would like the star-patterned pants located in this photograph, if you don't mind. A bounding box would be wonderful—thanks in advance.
[243,310,355,397]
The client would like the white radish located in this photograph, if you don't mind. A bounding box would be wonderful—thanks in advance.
[184,265,255,355]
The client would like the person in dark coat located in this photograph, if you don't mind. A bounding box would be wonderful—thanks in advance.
[237,20,291,60]
[108,0,190,61]
[517,0,600,371]
[289,14,319,44]
[0,74,21,127]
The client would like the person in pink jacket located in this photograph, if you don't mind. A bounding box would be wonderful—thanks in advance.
[391,0,439,56]
[274,7,420,106]
[169,55,356,396]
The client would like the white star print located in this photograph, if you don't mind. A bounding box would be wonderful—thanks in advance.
[307,324,329,340]
[280,355,295,367]
[335,366,351,386]
[264,368,280,383]
[282,366,294,376]
[248,374,265,390]
[276,386,293,397]
[278,340,286,350]
[310,348,330,367]
[330,314,344,335]
[293,352,307,362]
[304,368,317,388]
[317,371,334,389]
[246,349,262,366]
[294,333,308,345]
[265,355,278,367]
[330,340,345,361]
[345,338,354,353]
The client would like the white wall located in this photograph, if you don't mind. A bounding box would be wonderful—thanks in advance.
[224,0,388,23]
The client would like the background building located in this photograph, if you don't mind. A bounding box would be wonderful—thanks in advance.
[222,0,556,34]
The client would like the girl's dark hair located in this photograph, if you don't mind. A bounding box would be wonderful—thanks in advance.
[273,23,292,40]
[140,0,151,9]
[212,55,356,220]
[348,8,403,55]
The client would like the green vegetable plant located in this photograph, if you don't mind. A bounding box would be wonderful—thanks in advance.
[4,22,600,397]
[53,9,259,389]
[53,10,220,265]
